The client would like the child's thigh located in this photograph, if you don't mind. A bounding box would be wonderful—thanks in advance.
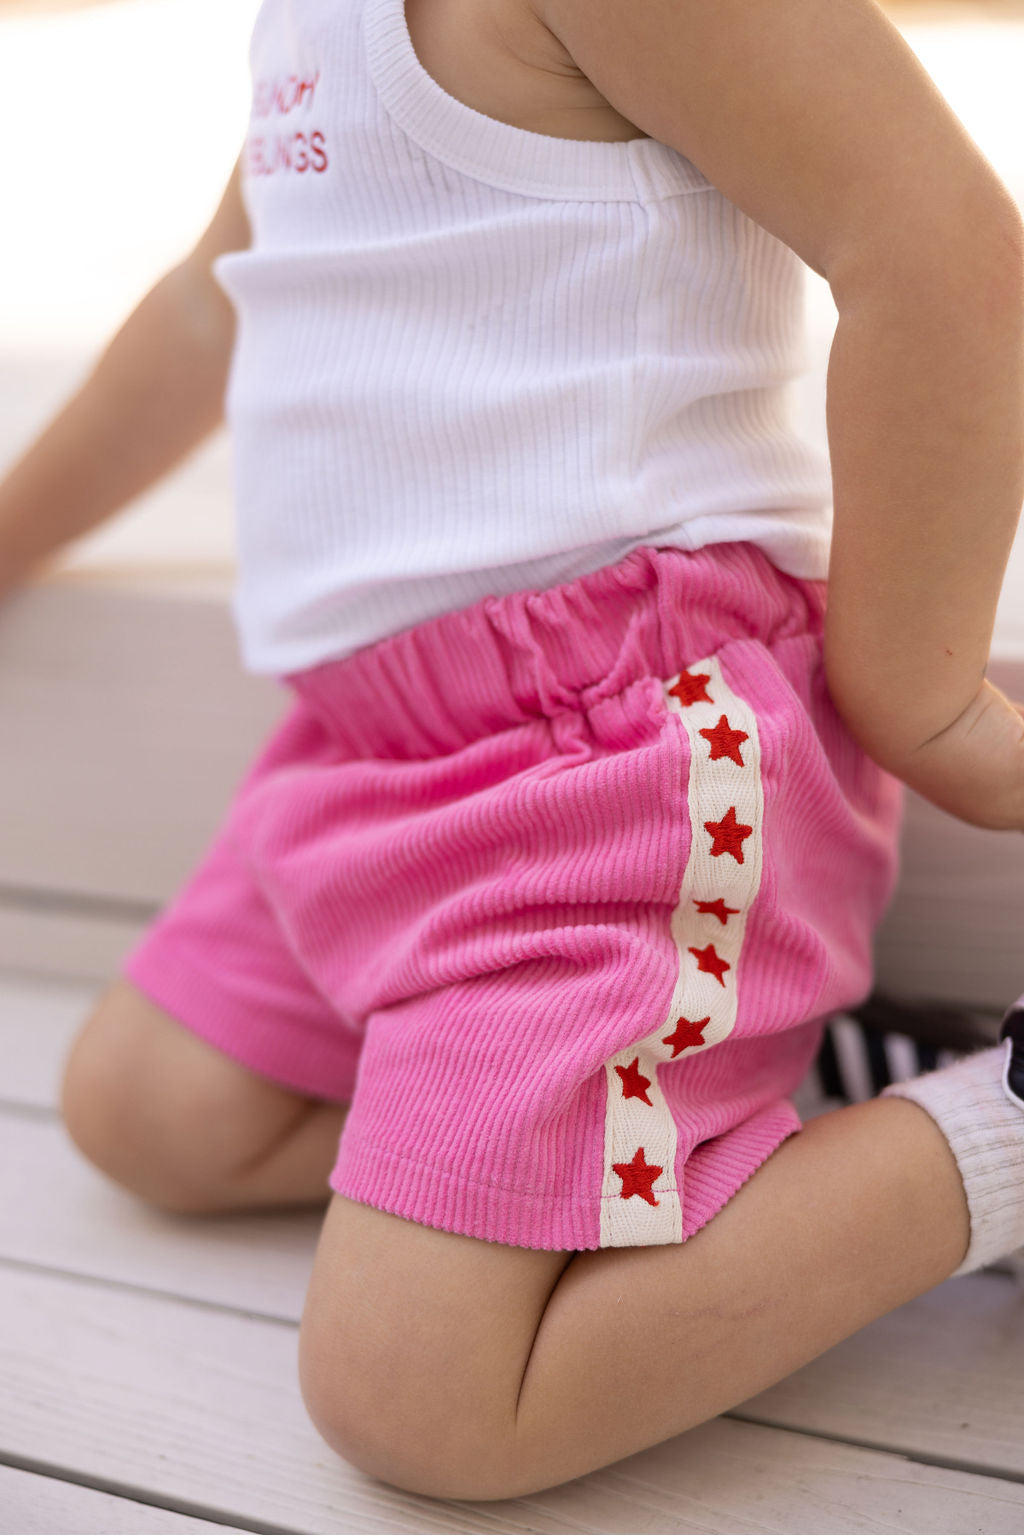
[299,1192,573,1497]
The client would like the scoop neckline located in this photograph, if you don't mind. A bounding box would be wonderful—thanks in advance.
[362,0,711,201]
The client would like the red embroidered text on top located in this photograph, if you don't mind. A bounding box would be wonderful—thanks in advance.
[213,0,834,677]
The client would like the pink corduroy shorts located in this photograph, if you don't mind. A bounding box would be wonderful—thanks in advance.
[123,542,903,1251]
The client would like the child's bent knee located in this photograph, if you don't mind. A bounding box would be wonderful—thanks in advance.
[299,1359,523,1503]
[60,982,211,1211]
[297,1194,571,1501]
[59,976,311,1214]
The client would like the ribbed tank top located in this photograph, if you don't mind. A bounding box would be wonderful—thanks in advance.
[213,0,834,676]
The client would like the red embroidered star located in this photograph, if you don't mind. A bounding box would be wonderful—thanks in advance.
[689,943,730,986]
[667,669,713,708]
[694,897,740,925]
[704,805,753,863]
[612,1146,663,1205]
[663,1014,710,1056]
[698,714,749,767]
[615,1057,653,1105]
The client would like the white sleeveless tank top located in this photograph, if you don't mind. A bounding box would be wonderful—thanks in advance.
[214,0,833,675]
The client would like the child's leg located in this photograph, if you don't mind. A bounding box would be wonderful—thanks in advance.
[62,977,349,1214]
[298,1092,971,1503]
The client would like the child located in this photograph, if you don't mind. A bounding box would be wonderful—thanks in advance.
[5,0,1024,1504]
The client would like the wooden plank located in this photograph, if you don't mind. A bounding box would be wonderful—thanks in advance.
[579,1433,1024,1535]
[0,1114,320,1319]
[0,581,285,906]
[1,1264,1022,1534]
[5,1108,1024,1481]
[5,969,1024,1473]
[0,902,146,984]
[0,972,99,1107]
[0,1464,253,1535]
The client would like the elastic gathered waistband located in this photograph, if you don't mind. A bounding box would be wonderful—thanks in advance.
[282,542,827,760]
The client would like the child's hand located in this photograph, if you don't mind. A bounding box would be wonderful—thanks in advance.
[888,678,1024,831]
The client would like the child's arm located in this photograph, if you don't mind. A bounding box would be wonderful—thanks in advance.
[541,0,1024,831]
[0,154,250,598]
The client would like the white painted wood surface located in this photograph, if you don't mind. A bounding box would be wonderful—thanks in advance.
[0,1114,322,1318]
[0,1466,254,1535]
[0,972,97,1107]
[4,1263,1024,1535]
[4,970,1024,1531]
[5,1105,1024,1472]
[0,582,285,906]
[0,902,146,986]
[4,5,1024,1529]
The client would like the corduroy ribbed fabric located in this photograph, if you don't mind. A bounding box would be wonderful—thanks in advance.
[123,542,903,1251]
[212,0,834,675]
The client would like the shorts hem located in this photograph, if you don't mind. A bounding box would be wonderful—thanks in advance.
[328,1103,805,1251]
[121,944,358,1105]
[679,1105,804,1242]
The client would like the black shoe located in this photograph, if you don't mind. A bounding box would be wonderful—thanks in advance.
[998,1001,1024,1109]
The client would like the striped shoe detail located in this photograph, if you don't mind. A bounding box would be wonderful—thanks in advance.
[599,655,765,1247]
[810,1014,962,1106]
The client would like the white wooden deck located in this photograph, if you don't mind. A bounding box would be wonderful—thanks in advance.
[3,969,1024,1532]
[5,1,1024,1529]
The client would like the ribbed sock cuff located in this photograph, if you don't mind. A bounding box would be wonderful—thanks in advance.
[881,1040,1024,1277]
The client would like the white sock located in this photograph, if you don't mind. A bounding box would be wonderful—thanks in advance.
[880,1039,1024,1277]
